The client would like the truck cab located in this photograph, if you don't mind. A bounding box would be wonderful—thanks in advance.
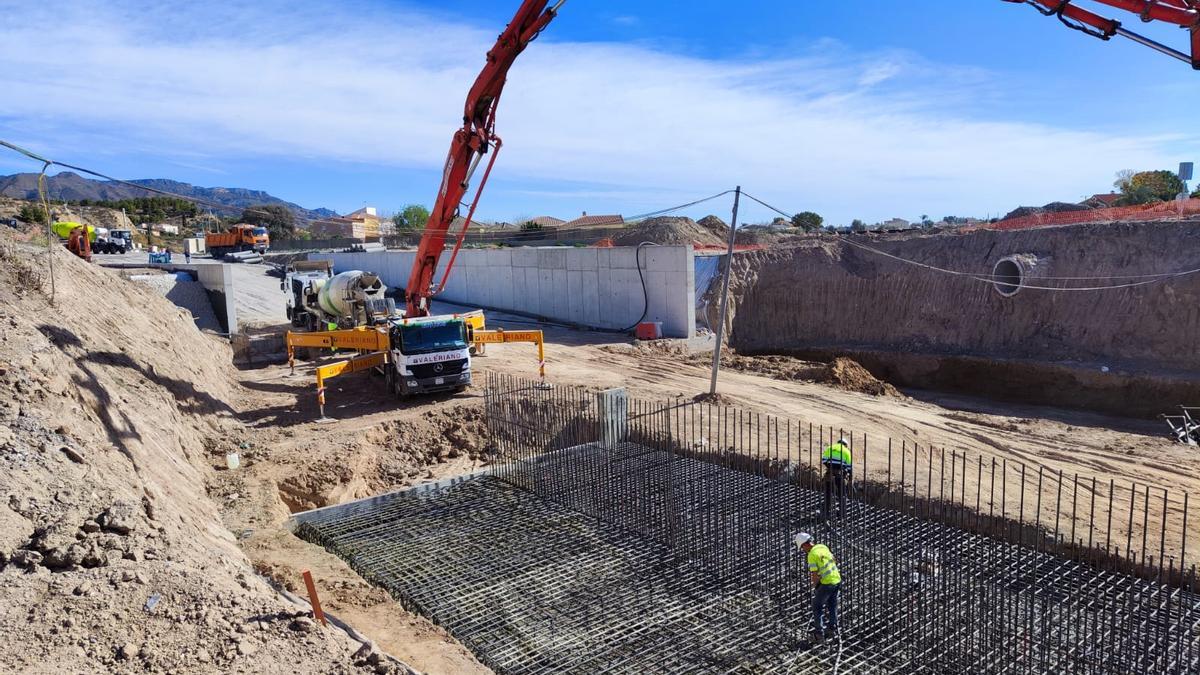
[283,261,335,331]
[386,316,471,396]
[110,229,134,251]
[91,227,130,254]
[243,225,270,253]
[207,224,269,257]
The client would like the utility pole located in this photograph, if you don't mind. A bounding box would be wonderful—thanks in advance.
[708,186,741,395]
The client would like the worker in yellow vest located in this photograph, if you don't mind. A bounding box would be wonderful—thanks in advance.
[821,437,853,521]
[795,532,842,641]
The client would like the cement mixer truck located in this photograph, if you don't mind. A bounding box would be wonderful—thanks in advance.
[283,261,398,331]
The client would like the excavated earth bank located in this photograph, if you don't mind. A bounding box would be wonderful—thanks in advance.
[0,237,389,673]
[718,221,1200,417]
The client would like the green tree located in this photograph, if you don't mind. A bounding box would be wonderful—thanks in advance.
[240,204,296,240]
[392,204,431,231]
[18,203,49,225]
[850,219,867,233]
[519,220,544,232]
[1115,170,1186,206]
[791,211,823,231]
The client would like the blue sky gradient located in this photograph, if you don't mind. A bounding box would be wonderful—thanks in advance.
[1,0,1196,225]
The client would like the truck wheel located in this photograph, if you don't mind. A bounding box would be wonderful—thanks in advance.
[391,372,404,398]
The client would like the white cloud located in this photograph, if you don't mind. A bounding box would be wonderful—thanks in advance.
[0,0,1194,223]
[857,61,904,88]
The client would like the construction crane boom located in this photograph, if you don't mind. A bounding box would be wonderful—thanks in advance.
[405,0,565,317]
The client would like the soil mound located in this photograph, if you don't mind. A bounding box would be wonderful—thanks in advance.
[696,215,729,238]
[276,405,491,512]
[821,357,903,397]
[0,236,380,672]
[685,349,902,398]
[612,216,726,246]
[693,391,735,406]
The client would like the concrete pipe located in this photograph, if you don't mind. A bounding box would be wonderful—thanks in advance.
[991,254,1045,297]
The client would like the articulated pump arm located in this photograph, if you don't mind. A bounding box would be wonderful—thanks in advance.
[1004,0,1200,68]
[405,0,565,317]
[401,0,1192,320]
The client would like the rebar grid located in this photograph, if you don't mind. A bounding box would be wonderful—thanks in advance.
[292,375,1200,674]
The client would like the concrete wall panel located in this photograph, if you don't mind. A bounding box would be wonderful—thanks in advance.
[319,245,695,337]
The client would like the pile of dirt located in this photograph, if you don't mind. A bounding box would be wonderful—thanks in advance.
[0,235,386,673]
[1001,201,1092,221]
[602,341,694,359]
[820,357,903,397]
[692,391,735,406]
[612,216,726,246]
[696,215,728,239]
[686,349,903,398]
[697,349,827,381]
[274,405,491,513]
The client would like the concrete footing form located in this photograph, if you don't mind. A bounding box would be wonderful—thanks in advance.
[294,375,1200,674]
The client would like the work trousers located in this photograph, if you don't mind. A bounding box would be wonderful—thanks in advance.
[823,466,851,521]
[812,582,842,634]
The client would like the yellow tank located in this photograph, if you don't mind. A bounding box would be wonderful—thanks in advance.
[51,221,95,242]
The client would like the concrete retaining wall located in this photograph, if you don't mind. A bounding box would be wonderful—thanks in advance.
[316,246,696,338]
[152,263,237,333]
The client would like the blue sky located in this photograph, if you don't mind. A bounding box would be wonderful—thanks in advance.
[1,0,1196,225]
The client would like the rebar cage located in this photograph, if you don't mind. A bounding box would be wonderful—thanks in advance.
[294,374,1200,674]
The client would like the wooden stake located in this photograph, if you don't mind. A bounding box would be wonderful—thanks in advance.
[302,570,327,626]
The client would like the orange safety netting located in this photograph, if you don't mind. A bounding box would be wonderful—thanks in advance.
[985,198,1200,231]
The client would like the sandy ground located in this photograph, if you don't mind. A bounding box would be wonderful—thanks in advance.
[87,248,1198,672]
[218,304,1198,673]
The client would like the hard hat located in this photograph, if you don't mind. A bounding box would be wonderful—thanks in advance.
[794,532,813,549]
[838,437,848,445]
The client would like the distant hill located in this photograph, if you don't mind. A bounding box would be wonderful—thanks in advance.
[0,172,337,223]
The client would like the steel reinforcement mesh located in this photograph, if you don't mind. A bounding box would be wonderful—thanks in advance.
[293,376,1200,673]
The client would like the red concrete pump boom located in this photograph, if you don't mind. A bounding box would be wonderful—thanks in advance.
[1004,1,1199,68]
[405,0,565,317]
[404,0,1197,318]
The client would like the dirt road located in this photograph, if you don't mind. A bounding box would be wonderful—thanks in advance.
[222,309,1197,673]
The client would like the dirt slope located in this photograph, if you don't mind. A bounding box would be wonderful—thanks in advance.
[0,237,389,673]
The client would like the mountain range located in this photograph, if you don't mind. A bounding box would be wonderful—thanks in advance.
[0,172,337,222]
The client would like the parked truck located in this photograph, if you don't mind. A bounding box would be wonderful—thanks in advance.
[206,224,269,258]
[283,261,397,332]
[384,315,473,395]
[91,227,130,254]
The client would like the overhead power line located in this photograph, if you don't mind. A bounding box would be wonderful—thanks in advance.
[738,190,1200,292]
[0,139,313,224]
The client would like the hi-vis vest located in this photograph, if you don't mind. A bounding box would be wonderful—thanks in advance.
[807,544,842,585]
[822,442,853,468]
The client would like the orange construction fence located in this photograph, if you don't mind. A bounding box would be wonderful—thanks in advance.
[982,198,1200,232]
